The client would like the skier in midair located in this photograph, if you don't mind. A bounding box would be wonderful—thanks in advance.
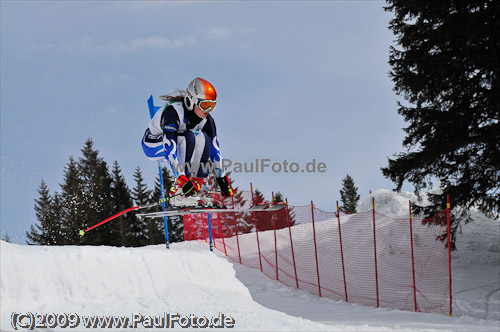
[142,77,234,207]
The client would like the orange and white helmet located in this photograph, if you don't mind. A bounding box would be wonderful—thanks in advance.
[184,77,217,113]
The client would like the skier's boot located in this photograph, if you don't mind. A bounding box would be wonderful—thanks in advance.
[169,176,214,208]
[192,177,229,208]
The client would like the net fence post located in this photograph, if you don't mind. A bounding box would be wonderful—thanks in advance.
[409,200,419,312]
[336,201,348,302]
[251,183,263,271]
[211,177,226,256]
[447,194,453,316]
[272,192,279,280]
[286,199,299,289]
[372,197,380,308]
[231,195,241,264]
[311,200,322,297]
[221,218,227,256]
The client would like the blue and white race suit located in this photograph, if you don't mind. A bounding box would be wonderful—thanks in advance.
[142,101,224,179]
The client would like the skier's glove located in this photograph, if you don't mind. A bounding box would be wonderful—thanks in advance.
[216,176,234,197]
[176,175,201,197]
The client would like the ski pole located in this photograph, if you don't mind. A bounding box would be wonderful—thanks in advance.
[78,194,182,236]
[79,206,140,236]
[148,95,171,249]
[207,212,214,252]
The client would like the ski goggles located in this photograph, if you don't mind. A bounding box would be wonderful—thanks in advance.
[197,99,217,113]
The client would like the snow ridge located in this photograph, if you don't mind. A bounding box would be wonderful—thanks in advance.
[1,189,498,331]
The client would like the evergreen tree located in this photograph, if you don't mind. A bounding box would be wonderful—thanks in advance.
[339,174,360,213]
[382,1,500,247]
[50,192,65,243]
[110,161,140,247]
[131,166,155,245]
[2,233,12,243]
[27,179,63,245]
[27,179,50,245]
[59,156,86,244]
[273,191,296,227]
[252,189,274,231]
[274,191,285,204]
[27,139,164,246]
[78,139,114,245]
[254,189,266,203]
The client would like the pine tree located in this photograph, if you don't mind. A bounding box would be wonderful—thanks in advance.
[50,192,65,243]
[274,191,285,203]
[273,191,296,228]
[27,179,63,245]
[252,189,274,231]
[339,174,360,213]
[27,179,50,245]
[2,233,12,243]
[59,156,86,244]
[254,189,265,203]
[382,1,500,247]
[78,139,114,245]
[131,166,154,245]
[110,161,140,247]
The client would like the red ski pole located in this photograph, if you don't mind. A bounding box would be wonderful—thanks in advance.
[78,193,182,236]
[79,206,141,236]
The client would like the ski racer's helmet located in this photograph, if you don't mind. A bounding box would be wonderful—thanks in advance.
[184,77,217,113]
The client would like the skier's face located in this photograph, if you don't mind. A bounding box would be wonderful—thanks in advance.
[193,104,210,119]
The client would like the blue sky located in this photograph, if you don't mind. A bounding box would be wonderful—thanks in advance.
[1,1,414,243]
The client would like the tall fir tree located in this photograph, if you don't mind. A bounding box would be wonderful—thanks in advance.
[110,161,140,247]
[59,156,86,244]
[27,179,63,245]
[339,174,360,213]
[27,179,49,245]
[131,166,157,245]
[78,139,114,245]
[50,192,65,242]
[383,1,500,247]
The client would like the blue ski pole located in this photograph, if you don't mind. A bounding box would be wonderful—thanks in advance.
[207,213,214,252]
[147,95,170,249]
[203,181,214,252]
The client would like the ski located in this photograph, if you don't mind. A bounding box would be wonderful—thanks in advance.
[137,203,286,218]
[78,189,287,235]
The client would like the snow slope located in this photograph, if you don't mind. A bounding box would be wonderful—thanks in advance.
[1,190,498,331]
[450,210,500,322]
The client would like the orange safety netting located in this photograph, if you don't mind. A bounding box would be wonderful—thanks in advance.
[183,190,452,315]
